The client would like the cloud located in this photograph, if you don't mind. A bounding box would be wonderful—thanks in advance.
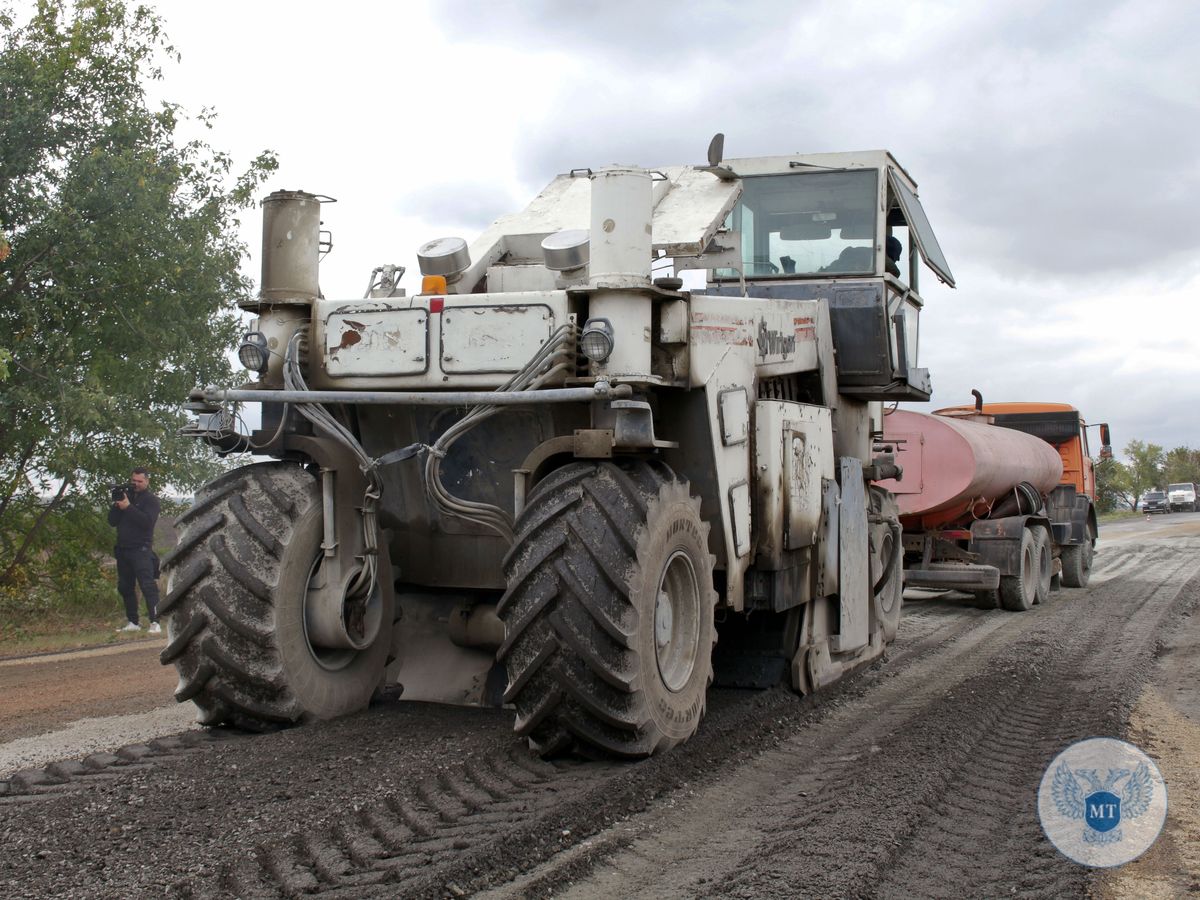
[919,266,1200,449]
[433,0,1200,283]
[430,0,780,64]
[396,182,524,234]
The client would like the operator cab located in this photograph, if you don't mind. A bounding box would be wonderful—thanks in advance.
[705,150,956,402]
[713,150,954,289]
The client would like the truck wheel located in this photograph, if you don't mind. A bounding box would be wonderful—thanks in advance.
[998,528,1038,612]
[498,460,717,758]
[1060,530,1095,588]
[160,462,394,729]
[1031,527,1052,605]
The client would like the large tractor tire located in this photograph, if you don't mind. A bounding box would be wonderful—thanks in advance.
[160,462,394,729]
[498,460,717,759]
[1060,528,1095,588]
[998,527,1038,612]
[1031,527,1052,605]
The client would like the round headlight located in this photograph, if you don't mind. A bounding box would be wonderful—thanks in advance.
[238,331,269,373]
[580,318,614,363]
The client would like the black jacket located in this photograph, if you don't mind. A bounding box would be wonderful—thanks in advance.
[108,490,160,549]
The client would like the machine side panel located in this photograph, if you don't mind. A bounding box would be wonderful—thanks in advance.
[832,457,869,652]
[754,401,833,570]
[687,295,823,389]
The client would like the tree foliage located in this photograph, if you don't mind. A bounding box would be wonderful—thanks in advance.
[1121,439,1165,504]
[0,0,276,608]
[1094,442,1199,513]
[1094,456,1132,514]
[1164,446,1200,486]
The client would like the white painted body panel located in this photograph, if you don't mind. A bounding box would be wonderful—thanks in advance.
[684,293,832,603]
[456,166,742,293]
[687,295,823,389]
[754,402,834,569]
[309,291,572,390]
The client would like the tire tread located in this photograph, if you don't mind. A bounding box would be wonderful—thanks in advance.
[161,461,386,729]
[499,461,714,759]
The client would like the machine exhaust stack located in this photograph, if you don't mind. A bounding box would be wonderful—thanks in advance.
[249,190,327,386]
[259,190,323,305]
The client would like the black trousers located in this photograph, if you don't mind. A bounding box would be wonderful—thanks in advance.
[115,546,160,624]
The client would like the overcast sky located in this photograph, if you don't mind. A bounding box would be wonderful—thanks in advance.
[133,0,1200,456]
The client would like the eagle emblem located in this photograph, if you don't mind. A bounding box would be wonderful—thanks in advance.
[1051,761,1155,844]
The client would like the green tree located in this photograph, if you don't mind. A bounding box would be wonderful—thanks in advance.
[1122,440,1165,510]
[1164,446,1200,486]
[0,1,276,609]
[1094,456,1133,513]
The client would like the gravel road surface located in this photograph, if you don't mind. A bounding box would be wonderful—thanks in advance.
[2,516,1198,898]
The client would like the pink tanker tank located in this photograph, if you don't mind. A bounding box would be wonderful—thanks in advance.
[878,409,1063,530]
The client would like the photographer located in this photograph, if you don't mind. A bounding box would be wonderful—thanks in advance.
[107,467,162,634]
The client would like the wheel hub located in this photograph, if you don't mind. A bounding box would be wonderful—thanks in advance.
[653,550,701,693]
[303,556,383,671]
[655,591,673,649]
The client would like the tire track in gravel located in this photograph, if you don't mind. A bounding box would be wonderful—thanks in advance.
[487,539,1200,899]
[184,609,993,897]
[0,565,1100,899]
[872,541,1199,899]
[193,745,623,900]
[719,542,1197,898]
[178,570,1006,898]
[4,541,1188,899]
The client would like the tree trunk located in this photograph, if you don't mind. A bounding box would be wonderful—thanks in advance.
[1,476,73,585]
[0,442,39,527]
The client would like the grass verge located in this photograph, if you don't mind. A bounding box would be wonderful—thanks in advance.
[1099,509,1145,524]
[0,615,159,659]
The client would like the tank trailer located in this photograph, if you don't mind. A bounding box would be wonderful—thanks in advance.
[168,137,957,757]
[882,400,1111,609]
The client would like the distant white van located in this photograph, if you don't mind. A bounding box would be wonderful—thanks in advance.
[1168,482,1199,512]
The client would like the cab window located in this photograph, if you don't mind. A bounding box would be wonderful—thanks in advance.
[718,170,879,278]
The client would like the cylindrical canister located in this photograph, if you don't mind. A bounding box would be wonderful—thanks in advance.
[879,409,1063,529]
[588,167,652,289]
[259,190,322,304]
[587,167,653,377]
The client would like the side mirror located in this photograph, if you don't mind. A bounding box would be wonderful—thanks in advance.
[1099,422,1112,459]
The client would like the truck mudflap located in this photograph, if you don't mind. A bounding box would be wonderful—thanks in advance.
[903,563,1000,591]
[1047,484,1092,545]
[969,514,1050,577]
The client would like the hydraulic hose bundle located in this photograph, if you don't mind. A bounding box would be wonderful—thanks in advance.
[282,322,579,588]
[422,323,578,544]
[285,331,380,608]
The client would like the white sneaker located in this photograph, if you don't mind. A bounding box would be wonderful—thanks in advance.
[148,622,162,634]
[118,621,142,632]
